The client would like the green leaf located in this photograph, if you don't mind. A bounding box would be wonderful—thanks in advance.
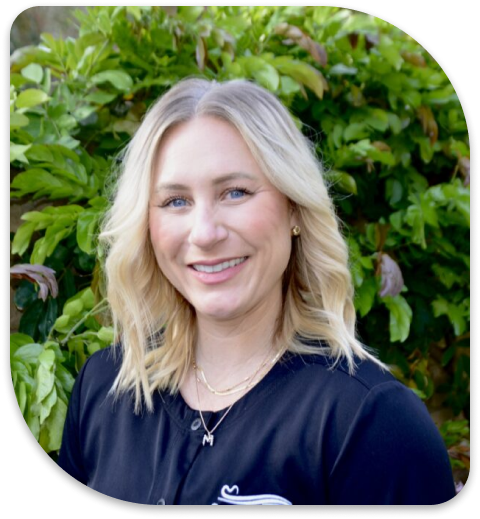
[77,209,99,254]
[35,349,56,403]
[126,6,142,21]
[10,143,32,163]
[344,123,369,142]
[11,221,37,256]
[329,64,357,75]
[97,326,114,344]
[389,211,403,231]
[91,70,133,92]
[441,346,456,367]
[272,56,326,99]
[63,299,84,317]
[178,5,204,22]
[39,386,57,425]
[19,299,44,340]
[113,120,141,136]
[73,105,97,121]
[387,113,402,134]
[367,146,396,166]
[405,204,426,248]
[328,170,357,194]
[432,298,467,336]
[420,198,439,228]
[75,44,97,74]
[30,227,73,265]
[378,36,404,70]
[21,63,44,84]
[42,398,67,452]
[432,264,463,290]
[402,89,422,110]
[16,89,50,109]
[87,341,102,355]
[55,365,75,393]
[37,298,58,341]
[10,112,30,128]
[240,56,280,91]
[10,168,63,197]
[355,277,377,317]
[25,144,54,163]
[386,179,403,205]
[10,333,35,356]
[21,211,55,225]
[383,295,413,342]
[13,343,43,364]
[26,411,40,441]
[80,287,96,309]
[11,360,30,387]
[54,314,71,332]
[365,109,389,132]
[424,86,457,105]
[56,114,77,131]
[16,381,28,415]
[84,91,117,104]
[69,337,87,371]
[332,124,343,148]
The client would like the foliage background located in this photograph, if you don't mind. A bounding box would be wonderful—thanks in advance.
[10,6,469,488]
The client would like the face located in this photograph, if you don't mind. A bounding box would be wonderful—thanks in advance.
[149,116,297,322]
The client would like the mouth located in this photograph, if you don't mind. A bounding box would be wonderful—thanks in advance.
[188,256,250,285]
[187,256,250,274]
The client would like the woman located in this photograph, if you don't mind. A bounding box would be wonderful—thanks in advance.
[58,79,456,505]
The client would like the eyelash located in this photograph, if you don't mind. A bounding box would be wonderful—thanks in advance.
[160,187,253,208]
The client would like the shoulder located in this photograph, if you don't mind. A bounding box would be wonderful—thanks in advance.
[80,345,121,383]
[81,345,121,377]
[73,345,122,406]
[282,348,399,398]
[279,349,433,436]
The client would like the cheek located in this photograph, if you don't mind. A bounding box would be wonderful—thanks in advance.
[148,212,180,263]
[240,202,292,263]
[148,212,162,251]
[243,197,291,239]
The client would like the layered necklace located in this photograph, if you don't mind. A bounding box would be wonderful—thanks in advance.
[192,351,281,447]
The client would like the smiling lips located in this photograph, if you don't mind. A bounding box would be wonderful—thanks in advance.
[188,256,247,267]
[191,256,248,273]
[189,256,249,284]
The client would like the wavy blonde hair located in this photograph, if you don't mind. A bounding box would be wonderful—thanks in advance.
[100,78,383,412]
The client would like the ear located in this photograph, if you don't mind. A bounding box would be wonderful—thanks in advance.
[289,201,299,228]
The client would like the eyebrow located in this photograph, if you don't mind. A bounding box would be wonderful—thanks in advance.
[155,172,256,193]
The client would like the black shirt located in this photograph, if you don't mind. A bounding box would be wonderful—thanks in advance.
[58,347,456,505]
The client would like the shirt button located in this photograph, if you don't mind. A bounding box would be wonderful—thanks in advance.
[157,498,166,505]
[191,418,202,431]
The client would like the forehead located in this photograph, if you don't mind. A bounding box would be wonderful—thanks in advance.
[153,116,263,184]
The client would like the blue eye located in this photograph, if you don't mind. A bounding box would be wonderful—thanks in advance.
[160,196,186,207]
[160,187,252,209]
[230,189,246,198]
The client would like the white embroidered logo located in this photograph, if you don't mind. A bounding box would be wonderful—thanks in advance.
[212,485,292,505]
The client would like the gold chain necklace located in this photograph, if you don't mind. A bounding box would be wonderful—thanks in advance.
[193,349,282,446]
[193,350,282,397]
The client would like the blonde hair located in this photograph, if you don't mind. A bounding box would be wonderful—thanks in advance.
[100,78,383,412]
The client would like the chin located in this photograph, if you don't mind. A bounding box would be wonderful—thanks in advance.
[193,295,245,321]
[196,305,240,321]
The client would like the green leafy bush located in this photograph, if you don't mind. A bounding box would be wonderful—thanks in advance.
[10,6,469,482]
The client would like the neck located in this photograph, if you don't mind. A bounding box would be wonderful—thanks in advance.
[194,290,283,372]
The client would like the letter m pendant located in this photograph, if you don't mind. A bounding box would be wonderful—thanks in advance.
[202,433,214,446]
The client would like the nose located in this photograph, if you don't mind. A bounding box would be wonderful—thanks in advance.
[188,206,228,249]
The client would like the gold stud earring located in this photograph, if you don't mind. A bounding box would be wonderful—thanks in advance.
[291,225,301,237]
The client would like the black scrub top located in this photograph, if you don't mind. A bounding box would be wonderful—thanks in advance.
[58,347,456,505]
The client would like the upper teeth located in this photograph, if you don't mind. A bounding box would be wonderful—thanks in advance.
[192,257,247,273]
